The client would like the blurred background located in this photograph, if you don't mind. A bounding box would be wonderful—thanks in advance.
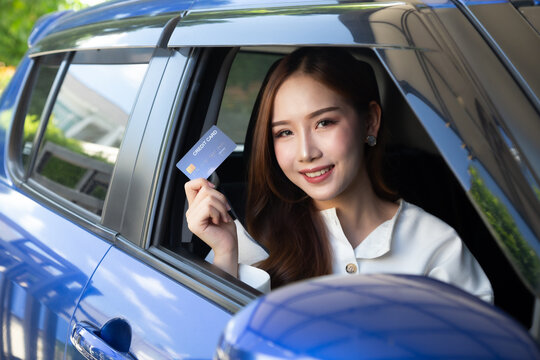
[0,0,107,95]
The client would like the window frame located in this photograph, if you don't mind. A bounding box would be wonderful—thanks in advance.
[131,46,263,311]
[7,47,155,240]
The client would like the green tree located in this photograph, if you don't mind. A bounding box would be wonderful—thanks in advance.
[0,0,86,66]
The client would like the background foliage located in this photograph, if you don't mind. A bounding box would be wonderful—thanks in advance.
[0,0,86,66]
[0,0,90,95]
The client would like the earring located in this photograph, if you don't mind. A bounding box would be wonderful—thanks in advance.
[366,135,377,147]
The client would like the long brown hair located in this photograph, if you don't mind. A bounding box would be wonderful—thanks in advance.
[246,47,396,288]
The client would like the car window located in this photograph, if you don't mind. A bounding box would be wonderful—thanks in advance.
[153,46,537,324]
[24,57,148,216]
[160,49,282,261]
[216,51,281,145]
[21,55,63,170]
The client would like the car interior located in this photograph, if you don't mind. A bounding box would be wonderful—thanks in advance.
[154,46,534,328]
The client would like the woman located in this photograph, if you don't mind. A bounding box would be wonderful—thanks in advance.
[185,47,493,301]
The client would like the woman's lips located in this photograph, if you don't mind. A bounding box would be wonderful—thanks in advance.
[300,165,334,183]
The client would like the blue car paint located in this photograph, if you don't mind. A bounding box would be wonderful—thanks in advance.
[67,246,232,359]
[219,274,540,359]
[27,10,74,48]
[41,0,193,35]
[0,184,112,359]
[1,0,540,359]
[0,58,112,358]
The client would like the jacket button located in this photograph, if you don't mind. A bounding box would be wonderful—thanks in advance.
[346,263,357,274]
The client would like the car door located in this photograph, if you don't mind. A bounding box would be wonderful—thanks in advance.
[0,47,142,360]
[163,0,540,330]
[0,180,111,360]
[62,1,540,359]
[65,47,240,360]
[0,7,190,360]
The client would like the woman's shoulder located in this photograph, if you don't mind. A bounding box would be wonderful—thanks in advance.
[396,200,459,240]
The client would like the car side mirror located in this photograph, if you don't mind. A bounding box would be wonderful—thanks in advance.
[216,274,540,359]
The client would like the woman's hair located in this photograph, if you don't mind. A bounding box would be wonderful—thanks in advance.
[246,47,396,288]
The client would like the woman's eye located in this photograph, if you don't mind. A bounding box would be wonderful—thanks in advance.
[316,119,335,128]
[275,129,293,138]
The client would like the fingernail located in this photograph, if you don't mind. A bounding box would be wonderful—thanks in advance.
[227,203,231,211]
[208,182,215,188]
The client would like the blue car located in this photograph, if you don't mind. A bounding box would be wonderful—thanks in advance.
[1,0,539,359]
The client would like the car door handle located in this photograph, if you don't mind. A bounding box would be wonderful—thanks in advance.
[71,321,136,360]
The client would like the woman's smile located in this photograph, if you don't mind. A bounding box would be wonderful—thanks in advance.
[300,165,335,183]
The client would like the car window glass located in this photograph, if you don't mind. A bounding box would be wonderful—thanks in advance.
[216,51,281,145]
[31,62,147,216]
[21,58,62,170]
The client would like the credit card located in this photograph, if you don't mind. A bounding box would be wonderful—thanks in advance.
[176,125,236,180]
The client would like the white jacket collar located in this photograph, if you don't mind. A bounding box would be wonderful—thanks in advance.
[320,200,403,259]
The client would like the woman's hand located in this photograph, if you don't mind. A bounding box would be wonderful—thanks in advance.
[185,178,238,277]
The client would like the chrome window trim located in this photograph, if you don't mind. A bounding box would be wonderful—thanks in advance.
[168,2,428,49]
[112,237,259,313]
[29,14,177,58]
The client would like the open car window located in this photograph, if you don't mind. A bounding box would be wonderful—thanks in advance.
[154,46,535,328]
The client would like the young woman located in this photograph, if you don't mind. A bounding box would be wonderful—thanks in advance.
[185,47,493,301]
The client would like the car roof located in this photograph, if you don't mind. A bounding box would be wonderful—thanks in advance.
[29,0,427,56]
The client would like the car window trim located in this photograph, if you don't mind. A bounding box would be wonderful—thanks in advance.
[114,236,259,313]
[24,52,73,181]
[9,48,158,237]
[142,47,264,308]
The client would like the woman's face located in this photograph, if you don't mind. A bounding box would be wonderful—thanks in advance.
[271,73,370,207]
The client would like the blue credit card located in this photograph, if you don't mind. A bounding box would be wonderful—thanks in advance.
[176,125,236,180]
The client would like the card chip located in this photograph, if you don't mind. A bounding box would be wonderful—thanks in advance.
[186,164,196,174]
[176,125,236,180]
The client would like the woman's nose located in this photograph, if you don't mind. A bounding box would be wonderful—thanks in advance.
[298,132,322,162]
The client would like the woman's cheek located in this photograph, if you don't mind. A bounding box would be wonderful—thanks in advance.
[274,142,294,174]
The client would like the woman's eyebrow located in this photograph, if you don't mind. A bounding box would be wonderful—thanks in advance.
[272,106,340,127]
[272,120,289,127]
[307,106,340,119]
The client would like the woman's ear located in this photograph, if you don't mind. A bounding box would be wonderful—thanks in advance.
[366,101,382,137]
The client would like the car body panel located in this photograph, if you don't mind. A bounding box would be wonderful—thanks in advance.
[27,11,74,48]
[43,0,192,34]
[0,0,539,359]
[65,244,231,360]
[0,183,111,359]
[219,274,540,359]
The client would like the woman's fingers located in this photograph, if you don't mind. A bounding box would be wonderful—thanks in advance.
[190,185,230,214]
[185,178,215,205]
[183,180,238,278]
[186,186,232,230]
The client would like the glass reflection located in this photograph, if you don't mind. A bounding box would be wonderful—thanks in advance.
[22,62,61,170]
[32,62,147,215]
[0,215,93,360]
[469,165,540,292]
